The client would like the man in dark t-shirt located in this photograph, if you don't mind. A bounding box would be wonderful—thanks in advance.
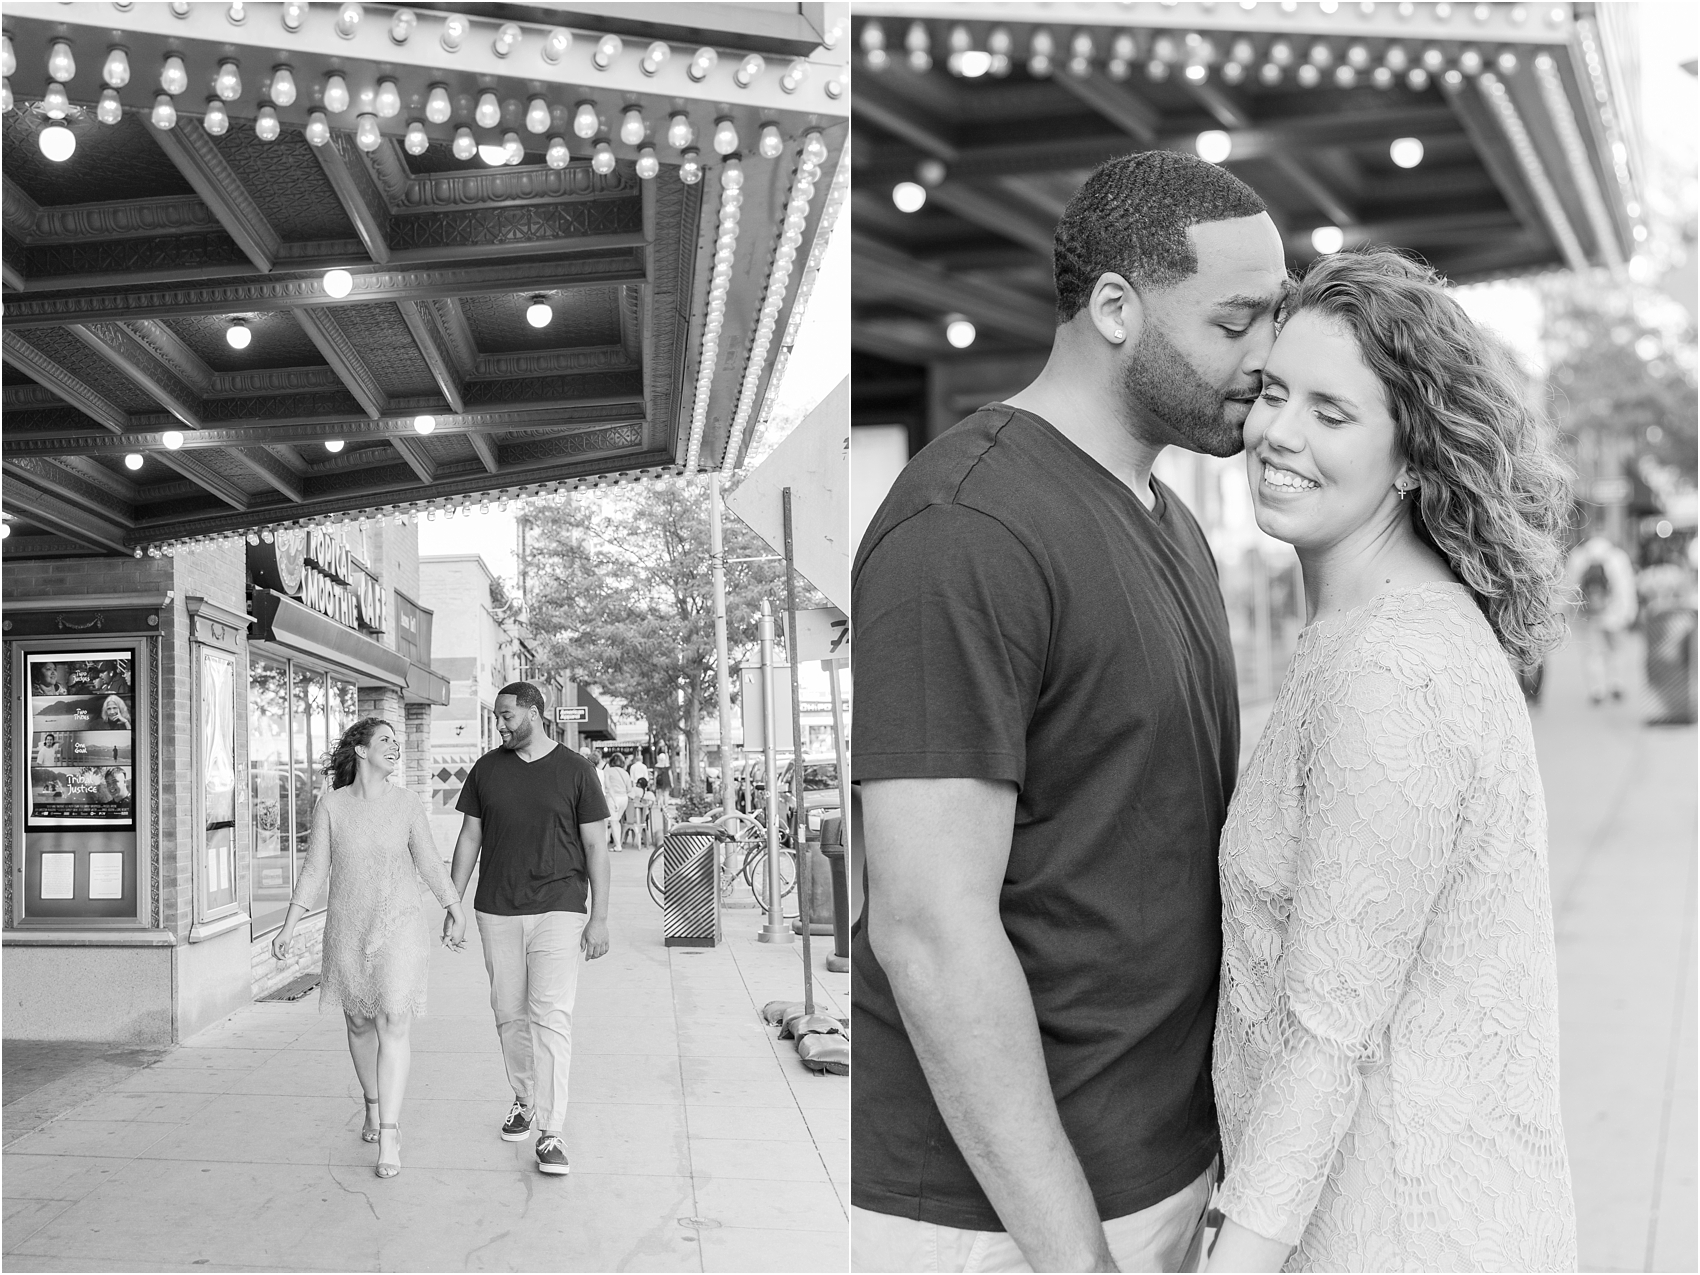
[852,153,1289,1272]
[449,681,610,1178]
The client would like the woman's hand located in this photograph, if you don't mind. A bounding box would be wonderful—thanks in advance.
[442,905,467,952]
[271,928,294,962]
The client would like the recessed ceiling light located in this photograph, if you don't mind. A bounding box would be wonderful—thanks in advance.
[162,430,185,450]
[323,268,354,298]
[226,319,251,349]
[413,414,436,435]
[39,123,76,162]
[125,453,144,470]
[325,439,345,453]
[526,296,553,327]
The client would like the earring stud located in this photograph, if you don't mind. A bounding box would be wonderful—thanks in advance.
[1111,329,1125,342]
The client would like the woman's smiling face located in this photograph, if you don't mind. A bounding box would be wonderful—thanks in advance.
[1242,309,1412,553]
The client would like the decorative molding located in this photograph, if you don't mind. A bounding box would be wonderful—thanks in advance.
[646,173,699,463]
[230,447,305,503]
[22,232,252,283]
[461,368,644,409]
[619,284,642,363]
[387,201,644,253]
[56,455,142,504]
[145,117,281,273]
[123,321,216,397]
[473,346,634,379]
[16,456,140,521]
[390,436,438,484]
[158,450,252,511]
[431,298,479,378]
[1,253,647,328]
[28,196,220,245]
[399,164,637,212]
[293,309,388,419]
[397,300,465,414]
[149,634,161,927]
[1,534,96,558]
[1,329,129,432]
[467,433,500,475]
[2,384,65,409]
[314,133,391,265]
[365,140,411,207]
[208,366,345,397]
[2,174,40,240]
[0,461,133,553]
[70,322,205,427]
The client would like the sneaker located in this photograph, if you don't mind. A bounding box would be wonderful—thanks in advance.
[535,1134,570,1175]
[500,1098,534,1141]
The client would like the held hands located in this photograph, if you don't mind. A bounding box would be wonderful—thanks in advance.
[581,917,610,961]
[441,906,467,952]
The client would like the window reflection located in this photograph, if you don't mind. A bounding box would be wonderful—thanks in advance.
[249,657,290,933]
[291,667,329,913]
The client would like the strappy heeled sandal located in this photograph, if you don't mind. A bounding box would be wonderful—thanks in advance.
[361,1097,381,1143]
[375,1123,400,1178]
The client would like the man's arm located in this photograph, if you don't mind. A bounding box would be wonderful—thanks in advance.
[579,820,610,958]
[862,777,1115,1273]
[449,813,481,899]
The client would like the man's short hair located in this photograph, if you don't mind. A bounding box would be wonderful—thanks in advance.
[1053,151,1268,324]
[496,681,548,719]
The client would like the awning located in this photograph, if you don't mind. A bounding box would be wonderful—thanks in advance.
[249,587,410,690]
[575,683,616,741]
[405,660,451,707]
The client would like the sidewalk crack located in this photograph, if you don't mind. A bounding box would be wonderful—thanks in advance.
[325,1154,380,1223]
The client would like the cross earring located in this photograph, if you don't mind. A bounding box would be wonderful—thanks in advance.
[1396,483,1412,500]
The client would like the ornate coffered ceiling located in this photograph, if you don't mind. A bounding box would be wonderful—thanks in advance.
[1,1,849,558]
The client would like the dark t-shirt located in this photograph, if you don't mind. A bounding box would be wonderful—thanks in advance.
[456,743,611,915]
[851,404,1240,1230]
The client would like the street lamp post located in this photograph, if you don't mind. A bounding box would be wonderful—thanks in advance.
[756,598,791,944]
[709,474,737,848]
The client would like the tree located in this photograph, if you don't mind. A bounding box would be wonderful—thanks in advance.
[519,476,817,787]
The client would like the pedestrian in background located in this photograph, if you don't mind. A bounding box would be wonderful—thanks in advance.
[600,753,633,852]
[271,717,466,1180]
[1565,533,1638,704]
[447,682,610,1178]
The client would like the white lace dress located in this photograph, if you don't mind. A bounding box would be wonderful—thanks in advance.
[1214,582,1576,1271]
[290,784,458,1018]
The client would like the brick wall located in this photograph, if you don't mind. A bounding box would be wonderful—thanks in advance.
[404,702,431,795]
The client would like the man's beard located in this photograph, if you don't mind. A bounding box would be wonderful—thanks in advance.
[1120,321,1252,458]
[500,721,532,750]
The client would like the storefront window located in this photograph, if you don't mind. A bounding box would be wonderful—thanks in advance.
[250,657,291,934]
[201,650,238,914]
[290,667,329,913]
[331,678,356,745]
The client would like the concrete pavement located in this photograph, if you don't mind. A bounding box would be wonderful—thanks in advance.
[2,848,849,1272]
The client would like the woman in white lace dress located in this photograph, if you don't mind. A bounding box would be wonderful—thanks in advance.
[1207,250,1577,1272]
[271,718,467,1178]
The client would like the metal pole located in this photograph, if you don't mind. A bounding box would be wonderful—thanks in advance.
[825,654,852,976]
[783,488,815,1015]
[709,475,737,891]
[756,599,791,944]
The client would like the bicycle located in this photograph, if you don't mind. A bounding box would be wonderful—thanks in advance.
[645,814,798,919]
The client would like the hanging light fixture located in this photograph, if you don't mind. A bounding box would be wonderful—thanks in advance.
[162,430,186,450]
[502,131,524,164]
[573,101,598,138]
[404,120,429,154]
[620,106,645,146]
[204,98,231,135]
[542,29,572,64]
[477,139,508,165]
[425,83,451,123]
[526,96,550,134]
[635,146,658,179]
[97,87,122,124]
[255,105,280,141]
[758,123,783,159]
[475,90,500,128]
[269,65,295,106]
[102,46,129,87]
[679,148,702,184]
[526,295,553,327]
[160,54,188,95]
[304,108,330,145]
[1,34,14,77]
[546,135,569,168]
[592,140,615,173]
[151,93,178,129]
[214,60,241,100]
[325,439,345,453]
[666,112,692,150]
[41,82,70,118]
[712,118,738,155]
[413,414,436,435]
[38,122,76,163]
[452,127,477,160]
[323,268,354,298]
[320,72,349,113]
[125,453,144,471]
[226,319,252,349]
[46,40,76,83]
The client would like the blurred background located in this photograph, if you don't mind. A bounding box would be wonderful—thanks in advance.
[848,2,1696,1269]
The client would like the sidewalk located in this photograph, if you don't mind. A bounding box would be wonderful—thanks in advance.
[2,849,849,1272]
[1529,632,1695,1273]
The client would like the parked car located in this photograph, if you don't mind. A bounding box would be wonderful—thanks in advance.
[778,759,841,840]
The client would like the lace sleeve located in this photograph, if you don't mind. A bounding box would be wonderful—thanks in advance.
[1218,633,1476,1246]
[289,793,332,913]
[406,794,457,908]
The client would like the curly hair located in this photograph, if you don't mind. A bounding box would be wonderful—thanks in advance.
[324,717,393,790]
[1053,150,1267,323]
[1288,248,1571,669]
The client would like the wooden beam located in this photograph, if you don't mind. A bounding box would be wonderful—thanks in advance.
[312,133,391,264]
[853,235,1055,345]
[145,117,281,273]
[2,254,648,329]
[396,300,465,413]
[390,435,438,484]
[293,309,388,419]
[467,434,501,475]
[1055,73,1161,145]
[1,330,129,432]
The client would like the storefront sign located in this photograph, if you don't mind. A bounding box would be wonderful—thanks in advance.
[26,650,136,828]
[554,705,589,724]
[394,590,432,664]
[247,528,387,636]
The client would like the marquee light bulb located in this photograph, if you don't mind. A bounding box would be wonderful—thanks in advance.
[493,22,521,57]
[39,122,76,162]
[323,268,354,298]
[502,131,524,164]
[542,29,571,64]
[546,135,569,168]
[1196,129,1232,163]
[102,46,129,87]
[160,54,188,95]
[688,47,718,81]
[334,2,363,39]
[452,127,476,160]
[321,73,349,113]
[205,98,232,136]
[573,101,598,138]
[97,87,123,124]
[679,148,702,184]
[620,106,644,146]
[526,96,550,134]
[892,181,925,212]
[405,120,428,154]
[41,81,70,118]
[1,34,13,77]
[162,430,186,450]
[270,65,295,106]
[735,53,765,87]
[1311,224,1345,254]
[642,41,670,75]
[280,1,305,31]
[425,84,451,122]
[593,34,622,69]
[635,145,658,179]
[302,108,329,145]
[255,105,280,141]
[526,296,552,327]
[413,414,436,435]
[802,129,828,167]
[475,90,500,128]
[758,123,783,159]
[374,78,400,117]
[214,60,241,100]
[712,118,737,155]
[227,319,251,349]
[151,93,178,129]
[47,40,76,83]
[389,7,416,44]
[355,113,381,151]
[781,57,808,91]
[592,140,615,174]
[667,113,692,149]
[440,14,467,52]
[945,317,976,349]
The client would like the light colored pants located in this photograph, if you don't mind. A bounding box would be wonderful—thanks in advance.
[851,1158,1216,1273]
[1580,621,1627,700]
[476,909,587,1135]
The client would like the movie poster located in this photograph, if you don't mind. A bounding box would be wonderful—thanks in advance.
[27,651,136,828]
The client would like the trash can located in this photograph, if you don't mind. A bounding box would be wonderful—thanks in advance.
[820,816,850,973]
[1645,606,1698,725]
[662,826,722,948]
